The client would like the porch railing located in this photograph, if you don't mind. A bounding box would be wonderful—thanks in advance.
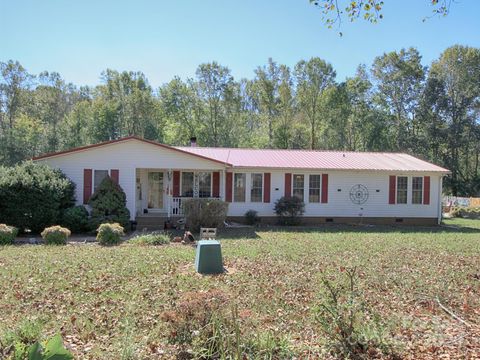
[171,197,220,217]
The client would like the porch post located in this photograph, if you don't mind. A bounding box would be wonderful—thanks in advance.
[220,169,226,201]
[167,169,172,219]
[131,167,137,221]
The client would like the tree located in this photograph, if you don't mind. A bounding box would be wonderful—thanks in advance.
[251,59,281,147]
[195,62,241,147]
[89,176,130,229]
[0,61,34,165]
[309,0,454,29]
[160,77,202,145]
[423,45,480,195]
[371,48,425,151]
[294,57,336,149]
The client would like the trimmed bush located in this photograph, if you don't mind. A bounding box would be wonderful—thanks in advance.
[274,196,305,225]
[0,161,75,233]
[129,231,171,246]
[89,177,130,229]
[182,198,229,233]
[97,223,124,246]
[245,209,260,225]
[41,225,71,245]
[61,205,90,233]
[0,224,18,245]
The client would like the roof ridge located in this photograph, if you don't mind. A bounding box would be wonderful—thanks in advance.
[176,146,410,155]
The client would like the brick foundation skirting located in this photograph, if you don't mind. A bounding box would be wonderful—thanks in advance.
[226,216,438,226]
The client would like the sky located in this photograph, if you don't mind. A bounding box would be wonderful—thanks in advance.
[1,0,479,88]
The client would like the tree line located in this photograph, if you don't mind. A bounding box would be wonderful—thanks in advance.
[1,45,479,195]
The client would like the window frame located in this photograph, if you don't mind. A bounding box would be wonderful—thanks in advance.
[250,173,263,203]
[292,174,305,201]
[180,171,194,198]
[234,173,246,203]
[396,176,408,204]
[93,169,109,193]
[412,176,423,205]
[198,171,212,198]
[308,174,321,203]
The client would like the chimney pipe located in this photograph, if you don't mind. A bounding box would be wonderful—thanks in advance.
[190,137,197,147]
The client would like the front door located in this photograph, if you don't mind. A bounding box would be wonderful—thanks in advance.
[148,172,164,210]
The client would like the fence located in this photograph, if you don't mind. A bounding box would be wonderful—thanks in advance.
[443,196,480,212]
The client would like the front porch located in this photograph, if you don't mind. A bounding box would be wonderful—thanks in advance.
[134,168,224,224]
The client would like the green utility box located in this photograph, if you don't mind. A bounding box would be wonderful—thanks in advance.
[195,240,224,274]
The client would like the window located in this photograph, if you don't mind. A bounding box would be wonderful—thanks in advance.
[412,177,423,204]
[250,173,263,202]
[198,172,212,198]
[234,173,246,202]
[181,172,194,197]
[94,170,109,192]
[309,175,321,203]
[396,176,408,204]
[293,174,304,201]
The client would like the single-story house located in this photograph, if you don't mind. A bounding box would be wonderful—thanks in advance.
[33,136,450,226]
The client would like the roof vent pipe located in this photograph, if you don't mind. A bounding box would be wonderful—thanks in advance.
[190,137,197,147]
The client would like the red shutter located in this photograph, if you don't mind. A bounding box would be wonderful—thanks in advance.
[423,176,430,205]
[263,173,271,203]
[284,173,292,198]
[225,172,233,202]
[389,175,396,204]
[321,174,329,203]
[212,172,220,198]
[173,171,180,197]
[83,169,92,204]
[110,169,119,184]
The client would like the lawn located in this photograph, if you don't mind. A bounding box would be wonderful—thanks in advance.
[1,219,479,359]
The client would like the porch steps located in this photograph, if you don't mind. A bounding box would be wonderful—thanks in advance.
[135,215,183,230]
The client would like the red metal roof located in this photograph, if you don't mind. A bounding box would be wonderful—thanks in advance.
[176,146,450,173]
[32,136,449,173]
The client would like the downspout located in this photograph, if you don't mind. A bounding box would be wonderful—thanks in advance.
[438,175,444,225]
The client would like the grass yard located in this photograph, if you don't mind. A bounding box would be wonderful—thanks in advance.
[1,219,479,359]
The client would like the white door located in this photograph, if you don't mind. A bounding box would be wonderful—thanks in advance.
[147,172,164,210]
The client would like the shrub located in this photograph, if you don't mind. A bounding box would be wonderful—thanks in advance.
[0,224,18,245]
[183,198,229,232]
[315,267,398,359]
[61,205,90,233]
[244,209,260,225]
[89,177,130,229]
[129,231,171,246]
[451,207,480,219]
[274,196,305,225]
[96,223,125,246]
[41,225,71,245]
[0,161,75,233]
[1,318,43,359]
